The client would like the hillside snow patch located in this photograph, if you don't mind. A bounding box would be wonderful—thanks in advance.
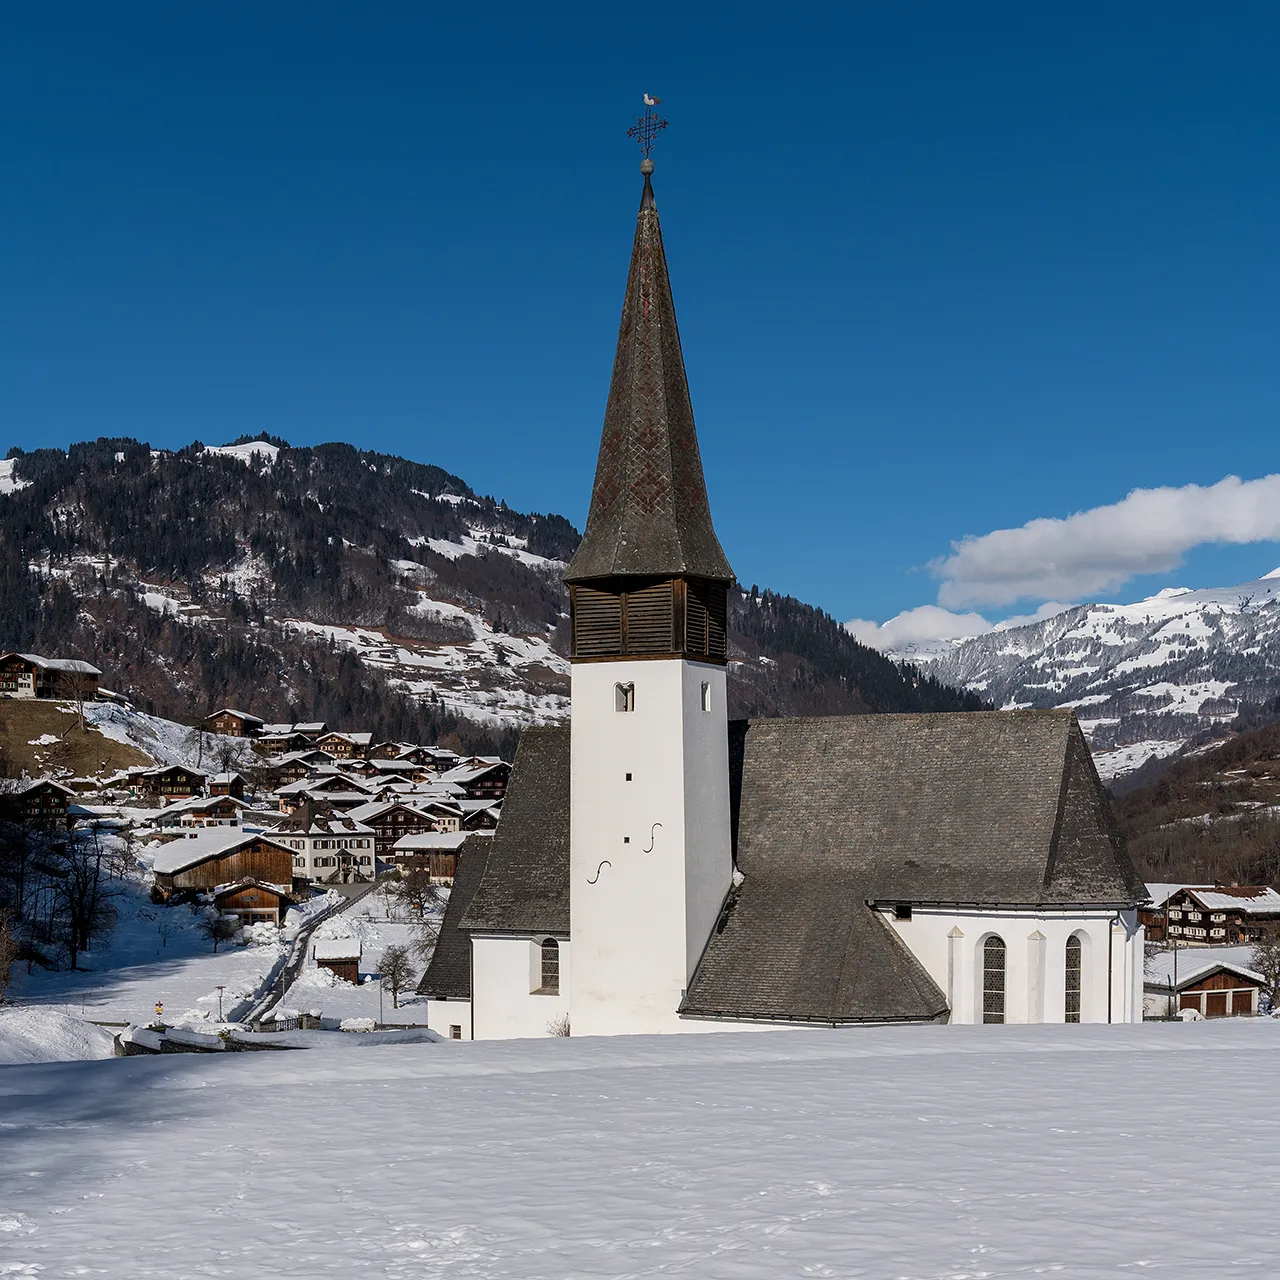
[0,1007,115,1065]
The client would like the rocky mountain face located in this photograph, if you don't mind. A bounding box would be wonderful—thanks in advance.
[0,436,979,756]
[899,571,1280,781]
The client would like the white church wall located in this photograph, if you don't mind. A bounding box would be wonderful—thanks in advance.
[884,907,1144,1024]
[425,999,471,1041]
[569,658,731,1038]
[471,934,571,1040]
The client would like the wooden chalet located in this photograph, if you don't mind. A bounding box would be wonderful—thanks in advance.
[391,830,475,883]
[0,779,75,829]
[152,829,295,896]
[0,653,101,701]
[1143,884,1280,944]
[209,772,246,799]
[213,878,291,927]
[204,708,264,738]
[153,794,247,829]
[135,764,207,802]
[314,730,373,759]
[345,800,441,857]
[438,761,511,801]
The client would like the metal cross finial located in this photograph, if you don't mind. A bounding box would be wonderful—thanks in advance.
[627,94,667,164]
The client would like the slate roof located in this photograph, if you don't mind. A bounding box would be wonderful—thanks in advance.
[564,174,733,585]
[417,836,492,1000]
[460,726,570,935]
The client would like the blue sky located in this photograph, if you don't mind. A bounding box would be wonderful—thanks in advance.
[3,3,1279,638]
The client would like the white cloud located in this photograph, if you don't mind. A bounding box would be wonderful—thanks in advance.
[846,605,993,652]
[932,473,1280,608]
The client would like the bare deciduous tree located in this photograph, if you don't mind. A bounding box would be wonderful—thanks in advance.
[1251,925,1280,1012]
[198,914,240,953]
[379,944,415,1010]
[0,910,21,1002]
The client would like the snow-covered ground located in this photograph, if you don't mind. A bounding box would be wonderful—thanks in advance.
[0,1007,115,1065]
[12,879,289,1029]
[2,1020,1278,1276]
[280,888,434,1024]
[0,456,31,495]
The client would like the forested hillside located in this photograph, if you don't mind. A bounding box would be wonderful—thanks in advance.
[0,435,981,753]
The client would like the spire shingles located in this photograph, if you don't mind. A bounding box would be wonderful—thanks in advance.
[565,176,733,584]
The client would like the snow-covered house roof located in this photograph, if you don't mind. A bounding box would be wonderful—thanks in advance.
[207,708,263,726]
[211,772,245,785]
[392,831,473,852]
[15,779,76,798]
[1144,945,1265,990]
[153,794,247,822]
[152,829,274,876]
[266,807,374,837]
[5,653,102,675]
[1148,883,1280,914]
[314,937,362,962]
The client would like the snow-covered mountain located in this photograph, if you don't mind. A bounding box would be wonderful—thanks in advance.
[896,569,1280,779]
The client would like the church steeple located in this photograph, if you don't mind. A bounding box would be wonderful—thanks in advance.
[566,155,733,663]
[566,166,733,587]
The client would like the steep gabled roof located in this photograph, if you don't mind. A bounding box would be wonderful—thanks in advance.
[418,836,492,1000]
[564,174,733,584]
[461,726,569,935]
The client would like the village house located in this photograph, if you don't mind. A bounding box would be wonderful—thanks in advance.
[152,794,247,829]
[344,800,442,858]
[314,937,361,984]
[1143,946,1266,1017]
[133,764,208,802]
[315,730,374,760]
[213,878,292,928]
[0,779,76,829]
[209,772,246,799]
[1142,884,1280,944]
[151,828,295,897]
[390,830,477,883]
[421,160,1145,1041]
[204,708,264,738]
[0,653,101,701]
[438,760,510,800]
[267,805,377,884]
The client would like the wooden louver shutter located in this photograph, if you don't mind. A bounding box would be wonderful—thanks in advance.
[572,586,622,656]
[623,581,675,654]
[685,583,708,656]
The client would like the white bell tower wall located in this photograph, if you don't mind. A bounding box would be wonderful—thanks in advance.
[569,657,732,1037]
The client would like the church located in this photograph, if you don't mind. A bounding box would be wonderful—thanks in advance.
[419,154,1146,1040]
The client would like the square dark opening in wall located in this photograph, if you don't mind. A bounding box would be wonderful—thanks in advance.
[894,903,913,921]
[626,772,632,781]
[624,836,630,844]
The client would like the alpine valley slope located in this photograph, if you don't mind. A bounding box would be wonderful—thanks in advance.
[897,568,1280,780]
[0,437,978,754]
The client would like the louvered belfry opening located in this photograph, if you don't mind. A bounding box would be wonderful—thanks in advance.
[570,576,728,662]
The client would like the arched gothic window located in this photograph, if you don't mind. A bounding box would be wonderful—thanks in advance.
[982,936,1006,1024]
[1065,934,1083,1023]
[540,938,560,994]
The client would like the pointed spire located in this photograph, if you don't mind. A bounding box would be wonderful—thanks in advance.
[565,169,733,584]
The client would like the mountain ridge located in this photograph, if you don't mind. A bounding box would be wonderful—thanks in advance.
[0,435,981,756]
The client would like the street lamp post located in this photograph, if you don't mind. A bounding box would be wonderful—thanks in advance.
[216,985,226,1022]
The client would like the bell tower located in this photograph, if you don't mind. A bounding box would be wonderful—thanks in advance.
[567,110,734,1036]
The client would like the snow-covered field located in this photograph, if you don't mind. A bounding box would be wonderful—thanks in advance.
[0,1007,115,1066]
[2,1020,1278,1276]
[12,880,289,1030]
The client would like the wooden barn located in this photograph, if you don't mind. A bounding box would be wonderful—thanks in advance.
[213,878,292,927]
[152,829,295,897]
[0,653,101,701]
[1143,951,1266,1018]
[0,779,75,829]
[314,937,361,984]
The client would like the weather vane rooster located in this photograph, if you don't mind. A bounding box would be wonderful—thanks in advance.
[627,94,668,170]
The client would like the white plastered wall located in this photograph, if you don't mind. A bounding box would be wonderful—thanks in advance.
[569,658,732,1037]
[424,999,471,1040]
[885,907,1145,1024]
[471,935,571,1040]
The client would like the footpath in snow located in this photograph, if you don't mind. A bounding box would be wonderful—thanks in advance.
[2,1020,1279,1277]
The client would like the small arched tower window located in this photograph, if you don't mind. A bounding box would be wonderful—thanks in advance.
[614,682,635,713]
[1064,934,1083,1023]
[982,936,1006,1024]
[540,938,560,994]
